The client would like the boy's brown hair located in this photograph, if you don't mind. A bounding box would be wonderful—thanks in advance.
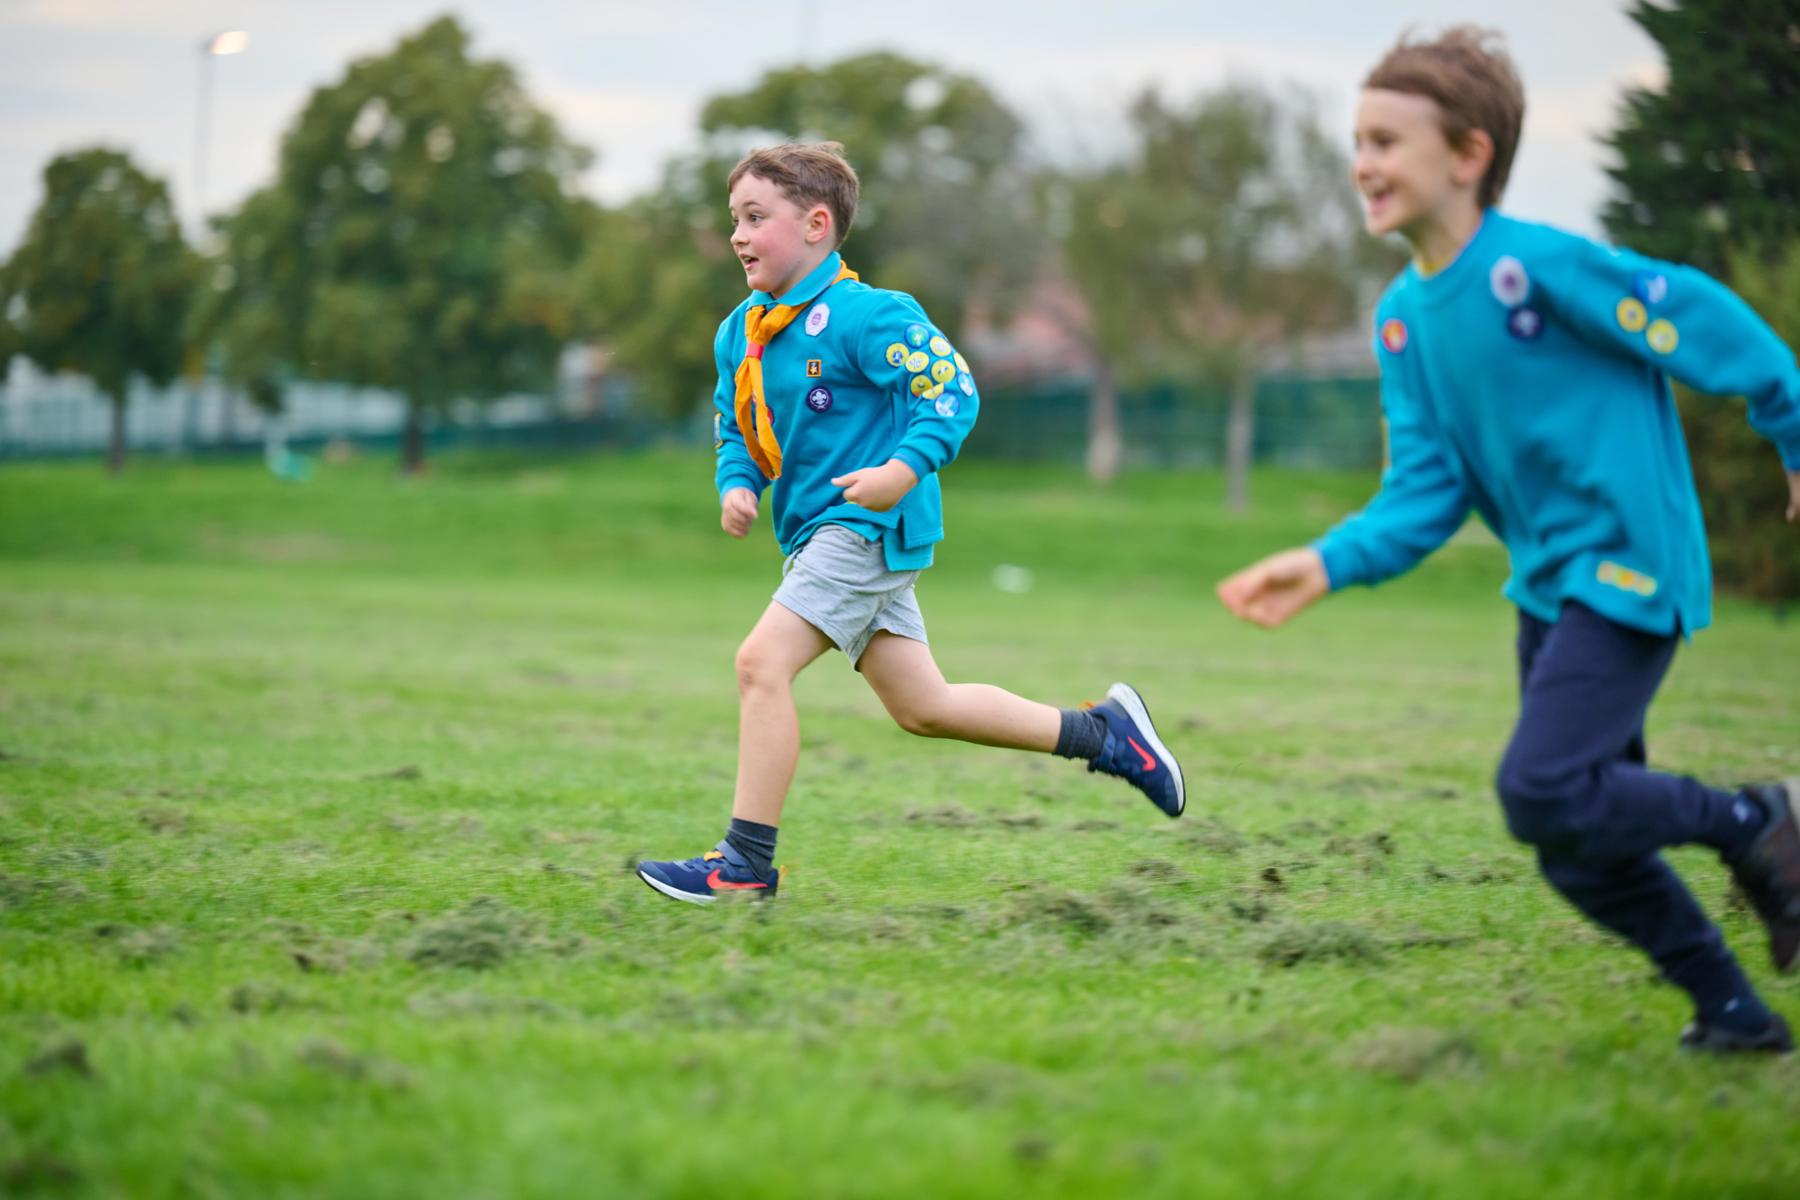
[727,142,860,248]
[1364,26,1525,209]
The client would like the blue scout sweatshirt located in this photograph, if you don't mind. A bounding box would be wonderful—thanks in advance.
[1316,212,1800,636]
[713,251,979,571]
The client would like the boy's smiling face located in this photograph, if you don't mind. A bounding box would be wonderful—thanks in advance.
[728,173,832,297]
[1351,87,1489,243]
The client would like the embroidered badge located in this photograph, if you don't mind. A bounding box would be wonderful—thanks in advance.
[923,382,945,400]
[1632,271,1669,305]
[805,304,830,336]
[954,352,969,373]
[957,371,975,395]
[1507,307,1544,340]
[905,323,930,348]
[1646,318,1679,355]
[1597,560,1657,597]
[805,385,833,413]
[928,335,952,357]
[909,374,931,396]
[1615,298,1648,333]
[904,350,930,373]
[930,358,957,384]
[713,412,723,449]
[884,342,908,368]
[1379,317,1408,354]
[934,394,960,418]
[806,359,823,378]
[1489,256,1530,307]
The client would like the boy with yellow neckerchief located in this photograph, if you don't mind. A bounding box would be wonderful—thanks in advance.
[637,142,1185,904]
[1217,29,1800,1054]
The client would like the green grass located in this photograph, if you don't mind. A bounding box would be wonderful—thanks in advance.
[1,449,1795,1199]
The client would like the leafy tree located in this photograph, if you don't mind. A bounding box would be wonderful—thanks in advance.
[582,52,1042,418]
[1053,85,1381,494]
[203,15,592,471]
[1601,0,1800,601]
[1601,0,1800,276]
[1,148,195,473]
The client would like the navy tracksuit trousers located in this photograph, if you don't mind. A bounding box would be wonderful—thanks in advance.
[1497,601,1756,1015]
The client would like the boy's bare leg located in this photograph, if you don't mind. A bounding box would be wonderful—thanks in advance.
[857,631,1059,751]
[732,602,833,826]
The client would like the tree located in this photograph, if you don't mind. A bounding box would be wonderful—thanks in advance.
[1601,0,1800,277]
[1601,0,1800,602]
[1053,85,1381,493]
[204,16,592,471]
[581,52,1042,418]
[1,148,195,473]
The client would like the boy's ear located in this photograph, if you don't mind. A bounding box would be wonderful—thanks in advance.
[1452,128,1496,190]
[804,204,833,245]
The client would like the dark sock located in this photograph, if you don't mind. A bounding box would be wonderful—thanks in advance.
[1053,708,1107,761]
[1699,991,1778,1037]
[1716,789,1770,862]
[724,818,778,878]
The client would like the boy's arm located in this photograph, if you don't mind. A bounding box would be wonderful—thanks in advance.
[713,315,768,496]
[1219,350,1470,627]
[712,315,768,536]
[1536,236,1800,473]
[832,297,980,511]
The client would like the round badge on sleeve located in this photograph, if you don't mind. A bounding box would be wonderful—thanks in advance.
[904,350,930,373]
[884,342,908,367]
[1506,307,1544,340]
[957,371,975,395]
[805,385,833,412]
[930,359,957,384]
[905,323,930,348]
[1489,256,1530,307]
[1616,298,1648,332]
[1379,317,1408,354]
[934,394,960,417]
[1646,319,1679,355]
[804,304,830,336]
[909,374,931,396]
[928,335,952,357]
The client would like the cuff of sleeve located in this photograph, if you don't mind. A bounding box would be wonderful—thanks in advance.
[1312,536,1358,592]
[718,469,766,500]
[891,446,934,481]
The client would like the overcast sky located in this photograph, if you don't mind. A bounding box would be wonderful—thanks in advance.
[0,0,1661,253]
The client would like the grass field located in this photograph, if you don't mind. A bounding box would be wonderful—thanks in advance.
[2,449,1796,1198]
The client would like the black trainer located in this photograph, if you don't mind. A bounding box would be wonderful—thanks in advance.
[1679,1013,1794,1055]
[1728,779,1800,972]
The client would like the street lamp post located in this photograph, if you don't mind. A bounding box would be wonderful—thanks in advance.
[194,30,249,237]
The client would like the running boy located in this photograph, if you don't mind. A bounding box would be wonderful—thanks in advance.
[1216,29,1800,1053]
[638,142,1184,903]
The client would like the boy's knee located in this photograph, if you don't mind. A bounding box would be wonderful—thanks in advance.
[734,641,785,695]
[892,704,948,739]
[1495,753,1582,848]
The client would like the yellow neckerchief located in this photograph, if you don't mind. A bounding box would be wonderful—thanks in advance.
[733,261,858,480]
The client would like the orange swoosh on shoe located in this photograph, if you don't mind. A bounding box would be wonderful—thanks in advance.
[707,869,769,891]
[1127,736,1157,772]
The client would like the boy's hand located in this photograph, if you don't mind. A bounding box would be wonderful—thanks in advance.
[1216,547,1331,629]
[1787,470,1800,522]
[831,458,918,513]
[721,487,759,538]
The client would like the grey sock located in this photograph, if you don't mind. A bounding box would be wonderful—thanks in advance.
[724,818,778,877]
[1053,708,1107,761]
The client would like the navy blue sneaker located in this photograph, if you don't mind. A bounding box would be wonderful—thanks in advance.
[1730,779,1800,972]
[1087,682,1185,817]
[1679,1013,1793,1055]
[637,840,780,904]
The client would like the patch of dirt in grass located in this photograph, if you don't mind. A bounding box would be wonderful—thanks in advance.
[24,1036,94,1078]
[0,874,88,908]
[136,806,190,834]
[407,990,565,1020]
[228,982,319,1014]
[1003,882,1187,941]
[2,1152,80,1189]
[1345,1026,1482,1082]
[405,897,532,970]
[905,804,979,827]
[295,1036,413,1089]
[365,764,422,781]
[1255,921,1387,968]
[92,923,181,966]
[1182,816,1248,856]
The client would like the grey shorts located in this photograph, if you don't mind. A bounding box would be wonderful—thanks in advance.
[773,524,928,667]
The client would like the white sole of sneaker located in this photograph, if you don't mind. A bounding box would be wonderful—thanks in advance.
[638,869,717,905]
[1107,681,1185,817]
